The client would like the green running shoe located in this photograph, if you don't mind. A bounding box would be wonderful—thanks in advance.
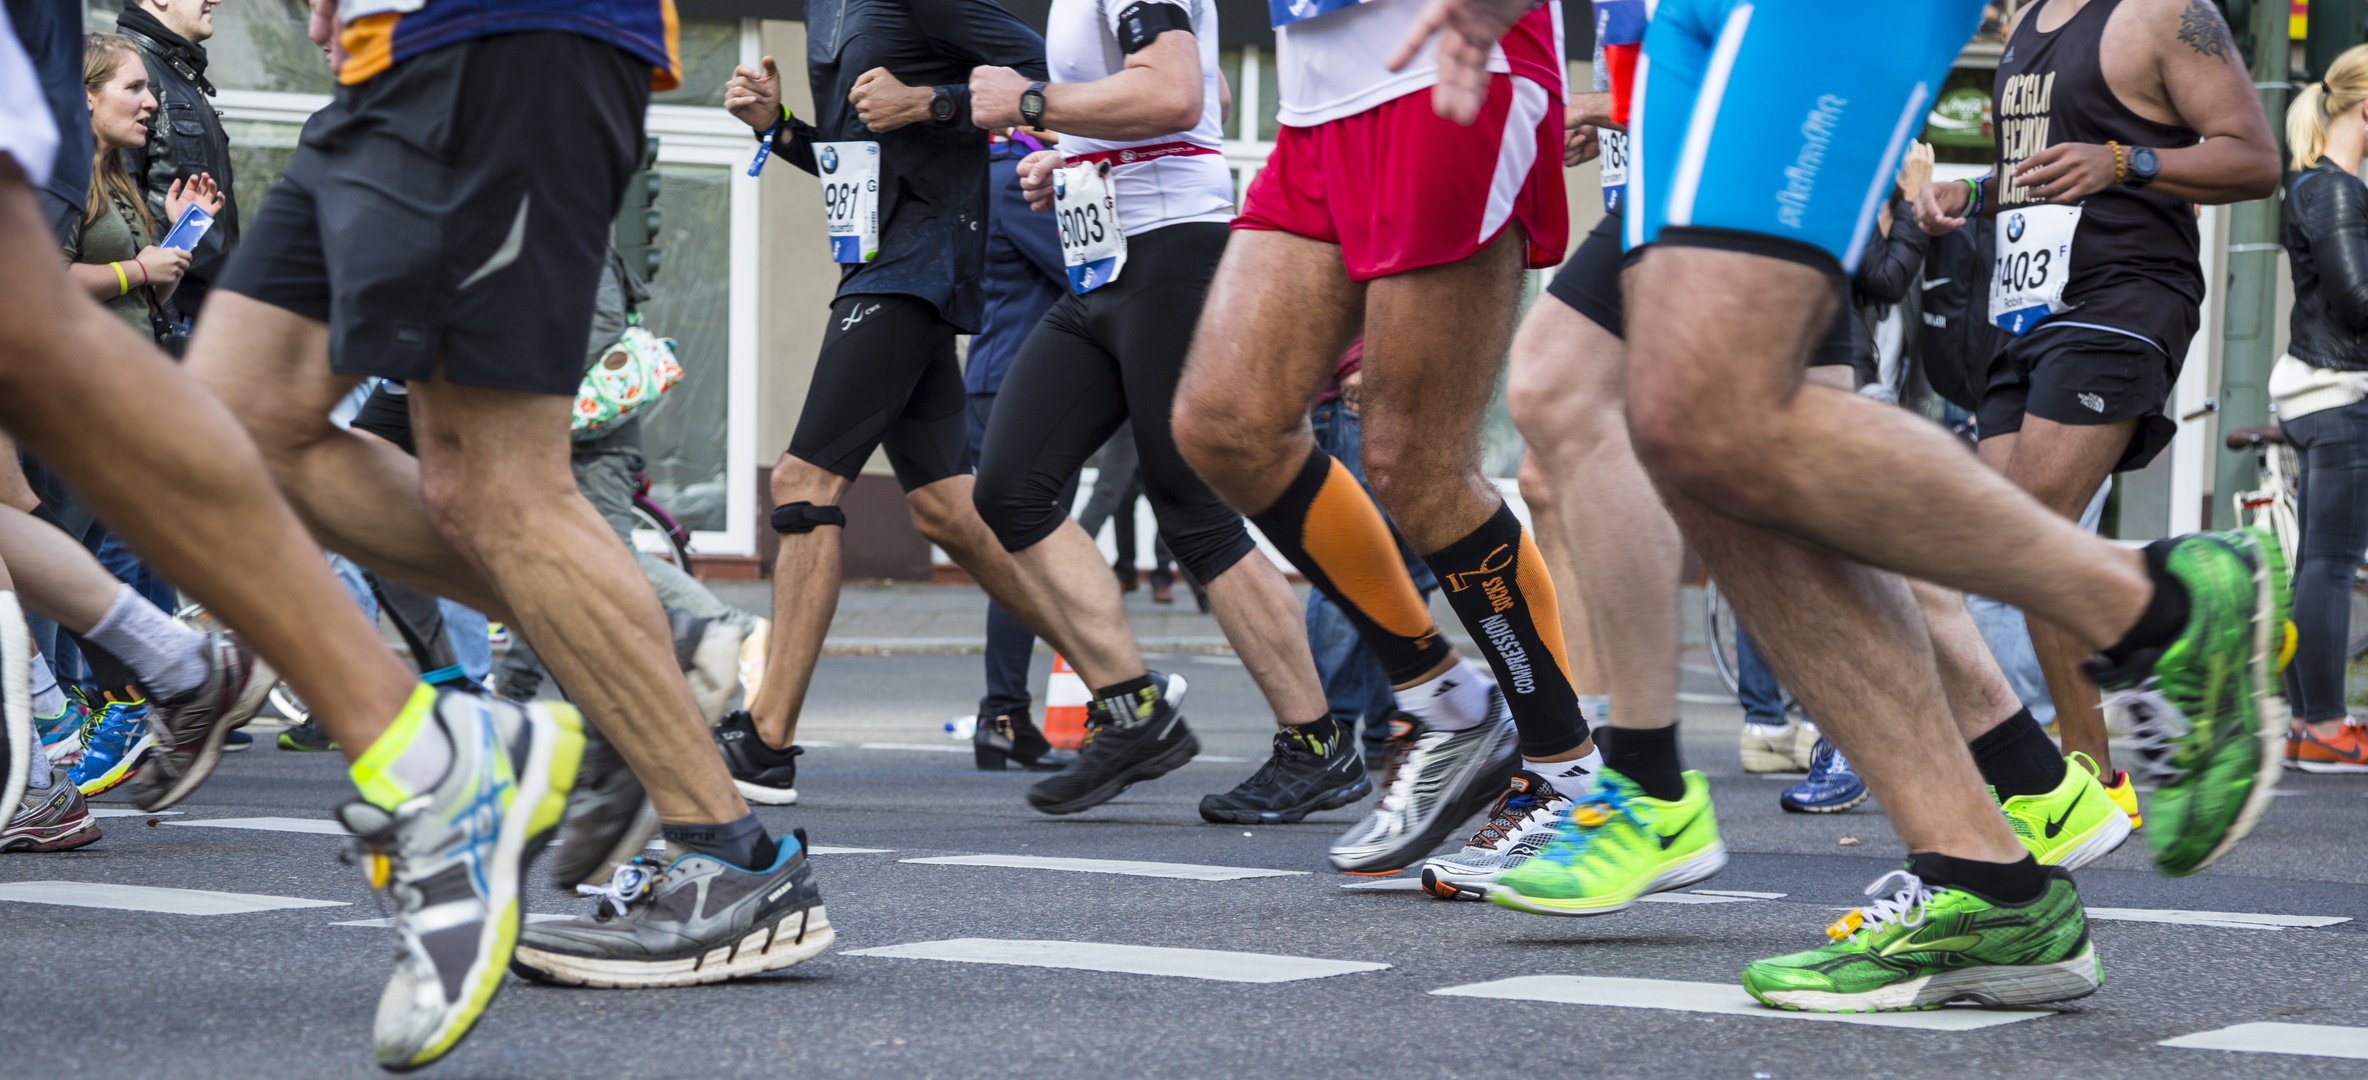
[1741,866,2100,1012]
[1996,755,2131,871]
[1487,769,1725,917]
[2085,531,2290,876]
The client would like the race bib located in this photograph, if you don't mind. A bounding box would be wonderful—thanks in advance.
[1598,130,1627,214]
[1269,0,1365,28]
[1991,204,2080,335]
[1054,161,1126,294]
[815,141,880,264]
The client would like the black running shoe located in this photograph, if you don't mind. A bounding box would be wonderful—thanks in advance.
[276,717,338,751]
[713,710,802,805]
[548,724,659,890]
[1199,721,1371,824]
[1027,673,1196,815]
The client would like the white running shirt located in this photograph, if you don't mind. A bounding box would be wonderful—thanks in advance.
[0,5,59,188]
[1046,0,1235,237]
[1275,0,1554,128]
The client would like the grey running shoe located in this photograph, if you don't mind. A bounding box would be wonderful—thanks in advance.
[337,689,583,1070]
[0,592,28,832]
[1328,690,1519,874]
[1419,770,1576,899]
[2,769,102,852]
[128,633,274,811]
[511,828,833,988]
[546,724,658,891]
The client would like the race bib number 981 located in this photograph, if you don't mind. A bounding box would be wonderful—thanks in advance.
[816,141,880,264]
[1054,160,1126,294]
[1991,203,2080,335]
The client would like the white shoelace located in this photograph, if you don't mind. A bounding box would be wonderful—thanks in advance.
[2102,680,2189,784]
[1375,731,1447,817]
[1839,870,1934,942]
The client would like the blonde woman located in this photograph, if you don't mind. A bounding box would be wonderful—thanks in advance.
[64,33,218,341]
[2277,43,2368,768]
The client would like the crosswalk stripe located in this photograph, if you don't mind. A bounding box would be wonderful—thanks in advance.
[86,809,179,818]
[2086,907,2351,930]
[0,881,348,915]
[1340,878,1425,891]
[901,854,1306,881]
[844,938,1388,983]
[333,914,574,929]
[1637,892,1762,905]
[2159,1022,2368,1060]
[1432,976,2049,1030]
[644,839,893,854]
[858,742,972,753]
[164,817,350,836]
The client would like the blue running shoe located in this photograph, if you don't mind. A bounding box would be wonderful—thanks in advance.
[70,698,153,797]
[1780,737,1868,814]
[37,698,90,767]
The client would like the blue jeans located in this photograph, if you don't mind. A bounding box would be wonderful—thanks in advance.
[1305,399,1436,755]
[1733,624,1787,726]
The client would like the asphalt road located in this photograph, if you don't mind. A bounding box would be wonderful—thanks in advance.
[5,652,2366,1079]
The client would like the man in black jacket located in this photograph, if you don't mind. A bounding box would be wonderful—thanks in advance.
[116,0,235,317]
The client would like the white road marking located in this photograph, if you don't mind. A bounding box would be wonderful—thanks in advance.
[1692,890,1788,899]
[1433,976,2049,1030]
[845,938,1387,983]
[858,742,972,753]
[2160,1022,2368,1060]
[902,854,1306,881]
[0,881,348,916]
[164,817,350,836]
[1189,756,1250,763]
[1190,655,1244,667]
[2085,907,2351,930]
[1676,692,1737,705]
[1637,892,1763,905]
[85,809,179,818]
[643,840,894,854]
[1340,878,1425,891]
[333,913,574,929]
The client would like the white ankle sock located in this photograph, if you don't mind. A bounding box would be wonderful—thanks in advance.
[1393,657,1493,732]
[1525,745,1603,796]
[21,729,50,790]
[85,585,206,699]
[30,653,65,719]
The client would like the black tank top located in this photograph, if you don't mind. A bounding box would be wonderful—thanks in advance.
[1994,0,2202,358]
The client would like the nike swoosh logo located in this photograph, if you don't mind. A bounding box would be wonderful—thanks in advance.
[2044,786,2086,839]
[1658,816,1692,850]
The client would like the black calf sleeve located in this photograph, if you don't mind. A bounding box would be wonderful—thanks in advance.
[1423,502,1589,758]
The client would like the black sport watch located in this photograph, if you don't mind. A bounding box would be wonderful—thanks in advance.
[1019,82,1047,128]
[930,85,958,125]
[2124,145,2159,188]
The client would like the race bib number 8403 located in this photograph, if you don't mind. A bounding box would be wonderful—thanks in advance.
[816,141,880,264]
[1991,203,2080,335]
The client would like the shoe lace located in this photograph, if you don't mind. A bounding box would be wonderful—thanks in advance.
[1462,784,1546,849]
[1375,729,1443,816]
[2104,679,2189,784]
[577,858,661,921]
[1541,780,1643,867]
[1802,739,1849,784]
[1825,870,1933,944]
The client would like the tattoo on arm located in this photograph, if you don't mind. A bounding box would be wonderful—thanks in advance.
[2178,0,2235,61]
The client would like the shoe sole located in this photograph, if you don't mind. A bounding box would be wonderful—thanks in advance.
[2182,532,2291,875]
[513,904,835,988]
[1031,731,1202,815]
[0,594,28,833]
[1488,841,1730,918]
[1419,865,1500,900]
[1750,943,2101,1012]
[2042,804,2135,872]
[0,814,102,852]
[734,780,800,806]
[1198,774,1373,825]
[1780,788,1870,814]
[130,643,277,812]
[1327,726,1519,874]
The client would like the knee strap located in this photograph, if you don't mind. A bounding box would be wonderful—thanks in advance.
[771,501,846,534]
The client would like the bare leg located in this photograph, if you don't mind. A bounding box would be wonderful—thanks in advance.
[1000,518,1144,688]
[0,503,138,631]
[1913,580,2029,741]
[747,454,851,749]
[1520,451,1605,696]
[1198,555,1329,724]
[0,171,410,756]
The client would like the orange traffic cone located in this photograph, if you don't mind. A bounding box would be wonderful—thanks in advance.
[1043,654,1091,750]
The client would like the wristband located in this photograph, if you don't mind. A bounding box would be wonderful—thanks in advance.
[109,261,128,296]
[2107,141,2127,185]
[1960,177,1982,218]
[136,259,150,286]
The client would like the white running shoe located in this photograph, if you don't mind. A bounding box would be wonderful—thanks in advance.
[1327,689,1518,874]
[1739,716,1816,773]
[1419,769,1578,899]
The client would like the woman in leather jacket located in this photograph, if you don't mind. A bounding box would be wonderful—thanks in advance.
[2277,42,2368,764]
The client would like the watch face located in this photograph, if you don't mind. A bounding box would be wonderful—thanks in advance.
[1021,89,1044,119]
[2132,146,2158,177]
[932,92,955,121]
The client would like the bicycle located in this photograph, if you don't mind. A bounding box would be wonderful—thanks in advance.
[628,467,695,570]
[2225,423,2368,660]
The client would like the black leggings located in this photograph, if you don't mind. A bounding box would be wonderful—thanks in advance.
[2281,398,2368,723]
[787,293,970,491]
[974,223,1254,585]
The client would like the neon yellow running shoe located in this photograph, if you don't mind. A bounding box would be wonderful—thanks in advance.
[1487,769,1725,917]
[1742,865,2101,1012]
[1997,755,2132,871]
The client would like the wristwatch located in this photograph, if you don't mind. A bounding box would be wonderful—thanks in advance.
[930,85,958,125]
[2124,145,2159,188]
[1019,82,1048,128]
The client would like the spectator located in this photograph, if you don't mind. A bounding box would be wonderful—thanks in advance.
[115,0,237,318]
[65,33,215,343]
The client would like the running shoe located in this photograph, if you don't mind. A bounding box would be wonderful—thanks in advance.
[512,828,832,987]
[1198,721,1370,824]
[1489,769,1726,916]
[70,698,152,797]
[2287,719,2368,773]
[1780,738,1868,814]
[713,709,802,806]
[2,769,102,852]
[1740,866,2100,1012]
[1028,672,1196,815]
[0,593,28,831]
[37,697,89,767]
[1328,695,1518,874]
[2085,529,2288,876]
[2101,765,2143,828]
[277,717,339,752]
[337,689,582,1070]
[1738,717,1813,773]
[546,724,658,891]
[1419,770,1576,900]
[127,632,275,811]
[223,729,253,752]
[1998,755,2133,871]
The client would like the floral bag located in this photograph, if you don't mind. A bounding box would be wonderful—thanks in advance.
[572,314,683,439]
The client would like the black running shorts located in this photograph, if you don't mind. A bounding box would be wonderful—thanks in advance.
[1544,212,1856,367]
[215,32,647,396]
[787,294,971,491]
[1976,325,2179,472]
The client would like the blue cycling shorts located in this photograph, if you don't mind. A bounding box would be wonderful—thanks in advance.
[1625,0,1985,276]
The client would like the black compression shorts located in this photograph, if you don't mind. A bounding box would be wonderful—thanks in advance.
[1545,212,1858,368]
[787,294,970,490]
[215,32,645,397]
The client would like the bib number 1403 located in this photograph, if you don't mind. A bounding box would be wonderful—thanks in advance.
[1054,160,1126,294]
[1990,203,2080,335]
[816,141,880,264]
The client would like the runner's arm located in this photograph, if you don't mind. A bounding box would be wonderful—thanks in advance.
[1855,207,1932,306]
[907,0,1051,131]
[971,29,1203,138]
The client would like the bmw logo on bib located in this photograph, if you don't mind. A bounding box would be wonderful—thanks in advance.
[2006,212,2024,243]
[821,146,840,173]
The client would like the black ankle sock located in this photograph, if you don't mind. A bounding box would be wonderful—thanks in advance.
[1603,724,1685,801]
[663,813,777,869]
[1092,674,1154,702]
[2100,540,2191,666]
[1908,850,2047,904]
[1968,707,2064,799]
[1283,715,1342,756]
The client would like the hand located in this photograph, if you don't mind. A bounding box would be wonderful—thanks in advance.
[1564,122,1599,168]
[1340,370,1363,416]
[308,0,347,71]
[134,245,192,288]
[1894,141,1934,203]
[1018,149,1065,213]
[1912,178,1972,235]
[2010,142,2117,204]
[850,68,932,132]
[1387,0,1533,124]
[165,173,222,225]
[969,66,1033,130]
[1567,91,1619,132]
[726,56,784,133]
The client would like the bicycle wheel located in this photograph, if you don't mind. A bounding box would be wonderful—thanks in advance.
[629,497,695,570]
